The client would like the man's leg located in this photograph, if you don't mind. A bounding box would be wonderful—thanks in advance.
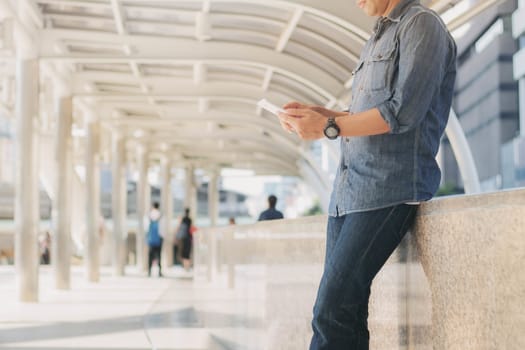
[158,239,163,276]
[147,247,154,277]
[310,204,417,350]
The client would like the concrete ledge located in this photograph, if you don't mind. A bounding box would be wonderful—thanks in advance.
[197,188,525,349]
[415,188,525,350]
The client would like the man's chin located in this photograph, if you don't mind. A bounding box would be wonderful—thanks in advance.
[359,6,373,16]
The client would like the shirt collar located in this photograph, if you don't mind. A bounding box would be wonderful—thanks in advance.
[383,0,419,23]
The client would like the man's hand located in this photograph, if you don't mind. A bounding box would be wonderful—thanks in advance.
[283,101,347,118]
[278,107,326,140]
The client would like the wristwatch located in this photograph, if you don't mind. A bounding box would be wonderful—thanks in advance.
[323,117,340,140]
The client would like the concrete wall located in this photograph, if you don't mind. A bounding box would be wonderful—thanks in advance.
[196,188,525,350]
[415,189,525,350]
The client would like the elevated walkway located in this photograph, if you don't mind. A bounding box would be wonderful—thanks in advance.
[0,266,260,350]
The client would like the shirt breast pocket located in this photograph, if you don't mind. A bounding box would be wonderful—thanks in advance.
[366,44,397,92]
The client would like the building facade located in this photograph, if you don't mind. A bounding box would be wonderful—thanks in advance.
[441,0,521,192]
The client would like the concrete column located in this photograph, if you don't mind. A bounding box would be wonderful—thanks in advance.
[14,59,39,302]
[111,133,126,276]
[166,170,174,267]
[208,171,219,227]
[119,162,128,270]
[184,164,197,220]
[136,144,148,271]
[51,96,73,290]
[0,139,7,183]
[0,139,4,182]
[94,153,103,263]
[207,171,220,274]
[85,120,100,282]
[160,157,173,269]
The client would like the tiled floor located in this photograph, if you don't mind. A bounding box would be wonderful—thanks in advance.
[0,265,267,350]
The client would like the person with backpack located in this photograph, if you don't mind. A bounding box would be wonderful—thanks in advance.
[146,202,164,277]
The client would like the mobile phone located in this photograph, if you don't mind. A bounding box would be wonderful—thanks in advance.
[257,98,286,116]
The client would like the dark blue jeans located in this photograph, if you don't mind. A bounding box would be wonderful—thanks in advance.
[310,204,418,350]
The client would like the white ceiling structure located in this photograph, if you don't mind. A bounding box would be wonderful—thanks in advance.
[0,0,504,187]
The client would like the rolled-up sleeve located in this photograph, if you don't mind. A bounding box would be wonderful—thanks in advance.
[377,13,453,134]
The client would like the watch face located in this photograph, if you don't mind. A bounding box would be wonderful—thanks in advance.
[324,118,340,139]
[325,126,339,138]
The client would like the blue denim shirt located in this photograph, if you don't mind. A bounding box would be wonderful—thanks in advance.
[328,0,457,217]
[258,208,284,221]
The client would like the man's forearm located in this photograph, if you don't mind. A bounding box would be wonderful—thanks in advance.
[335,108,391,137]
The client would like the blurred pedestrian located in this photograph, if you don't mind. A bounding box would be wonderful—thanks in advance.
[146,202,163,277]
[258,195,284,221]
[175,208,193,271]
[39,231,51,264]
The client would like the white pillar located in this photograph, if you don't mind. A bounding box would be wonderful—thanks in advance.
[208,171,219,227]
[85,119,100,282]
[184,164,197,220]
[14,59,39,302]
[111,133,126,276]
[207,171,220,274]
[51,96,73,290]
[0,139,4,182]
[136,144,148,271]
[160,157,173,270]
[166,163,174,268]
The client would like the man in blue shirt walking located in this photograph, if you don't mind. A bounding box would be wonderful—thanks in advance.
[277,0,456,348]
[258,195,284,221]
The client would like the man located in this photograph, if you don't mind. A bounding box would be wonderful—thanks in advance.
[277,0,456,348]
[257,195,284,221]
[146,202,164,277]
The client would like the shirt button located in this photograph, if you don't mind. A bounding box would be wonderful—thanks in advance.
[345,137,349,142]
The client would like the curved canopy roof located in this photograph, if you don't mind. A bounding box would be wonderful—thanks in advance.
[0,0,501,178]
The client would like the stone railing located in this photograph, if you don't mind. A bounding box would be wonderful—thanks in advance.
[194,188,525,350]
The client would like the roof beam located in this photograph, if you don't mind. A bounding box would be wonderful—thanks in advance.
[109,0,125,34]
[20,0,44,29]
[262,68,273,91]
[36,0,111,10]
[193,62,207,85]
[108,0,163,116]
[276,8,303,52]
[37,36,341,98]
[202,0,211,13]
[105,0,371,41]
[72,85,290,99]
